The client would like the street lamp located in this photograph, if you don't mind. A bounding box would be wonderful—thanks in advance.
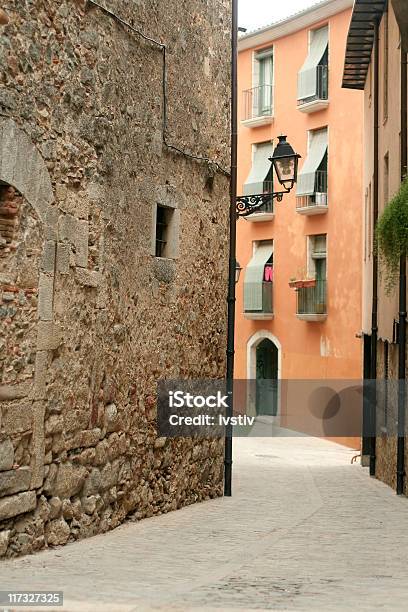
[236,135,300,217]
[224,0,301,498]
[224,137,300,498]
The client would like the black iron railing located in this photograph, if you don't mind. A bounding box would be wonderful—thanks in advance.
[296,171,328,210]
[297,65,329,106]
[243,85,274,121]
[297,279,327,315]
[251,181,274,214]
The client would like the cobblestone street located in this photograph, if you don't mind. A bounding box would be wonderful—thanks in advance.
[1,435,408,611]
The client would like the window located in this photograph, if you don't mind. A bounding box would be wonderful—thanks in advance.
[254,48,273,116]
[154,205,178,259]
[368,181,373,260]
[155,206,169,257]
[296,128,328,211]
[243,48,274,122]
[368,61,373,107]
[383,7,389,121]
[297,235,327,318]
[243,142,274,197]
[364,187,369,262]
[384,152,389,208]
[264,254,273,282]
[297,26,329,104]
[308,234,327,280]
[243,241,274,316]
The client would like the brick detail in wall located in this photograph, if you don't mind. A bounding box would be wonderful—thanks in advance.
[0,186,23,252]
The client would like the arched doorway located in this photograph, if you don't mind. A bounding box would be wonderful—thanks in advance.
[255,339,279,416]
[247,331,281,418]
[0,118,55,491]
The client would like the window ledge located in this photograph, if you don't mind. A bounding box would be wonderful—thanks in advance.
[296,313,327,322]
[241,115,274,128]
[297,99,329,114]
[244,211,275,222]
[244,312,274,320]
[296,204,328,216]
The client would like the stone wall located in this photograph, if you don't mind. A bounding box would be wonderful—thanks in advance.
[375,340,398,490]
[0,0,230,557]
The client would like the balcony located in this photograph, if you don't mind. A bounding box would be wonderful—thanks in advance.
[245,182,275,222]
[297,66,329,113]
[242,85,274,128]
[245,282,274,320]
[296,171,328,215]
[296,280,327,322]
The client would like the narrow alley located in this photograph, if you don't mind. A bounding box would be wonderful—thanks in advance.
[1,436,407,611]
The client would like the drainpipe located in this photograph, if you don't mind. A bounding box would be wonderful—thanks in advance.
[396,44,407,495]
[224,0,238,497]
[369,18,380,477]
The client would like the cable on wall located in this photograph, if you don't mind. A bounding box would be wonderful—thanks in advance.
[86,0,230,177]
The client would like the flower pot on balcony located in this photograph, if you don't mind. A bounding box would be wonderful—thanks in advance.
[289,279,316,289]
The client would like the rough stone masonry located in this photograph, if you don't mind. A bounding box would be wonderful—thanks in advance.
[0,0,231,557]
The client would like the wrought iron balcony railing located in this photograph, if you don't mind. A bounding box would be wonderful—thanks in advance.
[297,65,329,107]
[250,181,274,214]
[297,279,327,316]
[242,85,274,121]
[296,171,328,211]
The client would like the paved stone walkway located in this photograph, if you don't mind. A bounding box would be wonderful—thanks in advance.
[1,435,408,611]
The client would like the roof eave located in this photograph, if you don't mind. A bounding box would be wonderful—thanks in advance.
[238,0,353,52]
[342,0,387,90]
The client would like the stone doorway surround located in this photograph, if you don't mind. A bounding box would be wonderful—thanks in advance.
[0,117,56,511]
[246,330,282,418]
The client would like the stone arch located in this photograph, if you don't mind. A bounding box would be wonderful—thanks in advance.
[247,330,282,380]
[0,119,54,222]
[0,118,55,491]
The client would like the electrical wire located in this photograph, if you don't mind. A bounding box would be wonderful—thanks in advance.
[87,0,230,176]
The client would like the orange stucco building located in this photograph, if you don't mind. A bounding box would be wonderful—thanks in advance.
[235,0,364,428]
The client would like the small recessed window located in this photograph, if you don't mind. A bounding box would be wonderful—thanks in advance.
[155,205,174,258]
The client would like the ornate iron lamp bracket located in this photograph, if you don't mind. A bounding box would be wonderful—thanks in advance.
[236,188,290,217]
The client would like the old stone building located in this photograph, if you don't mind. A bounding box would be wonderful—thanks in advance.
[0,0,231,556]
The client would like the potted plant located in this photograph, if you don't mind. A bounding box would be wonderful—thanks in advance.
[288,268,316,289]
[376,177,408,294]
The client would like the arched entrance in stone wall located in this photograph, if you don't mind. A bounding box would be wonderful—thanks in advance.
[0,118,55,493]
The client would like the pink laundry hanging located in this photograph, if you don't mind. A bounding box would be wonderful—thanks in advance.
[264,265,273,282]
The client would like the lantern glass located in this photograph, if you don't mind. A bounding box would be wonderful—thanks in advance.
[273,157,296,186]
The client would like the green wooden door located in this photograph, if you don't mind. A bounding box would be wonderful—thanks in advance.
[256,339,279,416]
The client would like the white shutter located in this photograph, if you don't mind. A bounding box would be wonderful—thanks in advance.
[243,142,274,196]
[296,129,328,197]
[244,243,273,311]
[297,26,328,100]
